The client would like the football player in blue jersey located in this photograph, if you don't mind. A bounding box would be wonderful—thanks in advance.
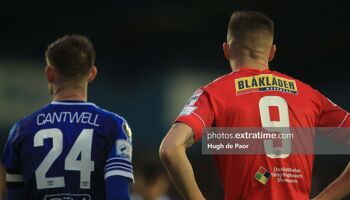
[0,35,133,200]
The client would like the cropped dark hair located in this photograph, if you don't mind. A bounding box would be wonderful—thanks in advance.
[228,11,274,40]
[45,35,96,80]
[227,11,274,59]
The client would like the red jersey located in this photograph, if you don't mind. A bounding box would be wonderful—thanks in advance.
[175,67,350,200]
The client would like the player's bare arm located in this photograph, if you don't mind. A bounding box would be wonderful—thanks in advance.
[159,122,205,200]
[0,164,5,200]
[312,162,350,200]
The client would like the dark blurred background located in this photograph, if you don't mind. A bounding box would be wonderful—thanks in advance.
[1,0,350,199]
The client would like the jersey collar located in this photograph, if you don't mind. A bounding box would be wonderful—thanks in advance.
[51,100,97,107]
[237,67,271,73]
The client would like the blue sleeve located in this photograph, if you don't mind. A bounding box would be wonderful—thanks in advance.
[1,123,25,200]
[7,188,25,200]
[104,118,134,181]
[1,123,21,170]
[105,176,131,200]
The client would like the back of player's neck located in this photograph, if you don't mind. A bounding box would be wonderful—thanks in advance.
[53,87,87,102]
[236,65,268,71]
[231,60,269,72]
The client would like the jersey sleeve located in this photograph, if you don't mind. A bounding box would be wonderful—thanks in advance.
[104,117,134,182]
[316,92,350,127]
[1,123,25,189]
[175,88,215,141]
[105,176,131,200]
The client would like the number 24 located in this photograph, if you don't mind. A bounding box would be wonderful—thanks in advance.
[34,128,94,190]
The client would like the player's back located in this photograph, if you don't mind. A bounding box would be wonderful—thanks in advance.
[207,68,317,200]
[176,67,349,200]
[3,100,133,200]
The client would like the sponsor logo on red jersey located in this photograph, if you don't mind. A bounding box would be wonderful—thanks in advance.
[235,74,298,95]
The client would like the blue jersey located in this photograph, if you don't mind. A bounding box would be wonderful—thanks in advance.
[1,100,133,200]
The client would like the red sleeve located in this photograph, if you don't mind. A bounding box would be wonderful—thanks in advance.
[317,91,350,127]
[175,88,215,142]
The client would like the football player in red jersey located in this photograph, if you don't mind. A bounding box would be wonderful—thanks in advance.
[159,11,350,200]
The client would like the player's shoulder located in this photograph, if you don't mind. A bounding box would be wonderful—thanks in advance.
[201,72,236,92]
[272,70,318,93]
[15,104,51,128]
[8,104,52,141]
[200,71,258,95]
[94,107,132,139]
[95,107,128,126]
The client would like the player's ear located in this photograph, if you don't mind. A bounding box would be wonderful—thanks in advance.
[88,66,97,82]
[45,66,55,83]
[223,42,232,60]
[268,44,276,62]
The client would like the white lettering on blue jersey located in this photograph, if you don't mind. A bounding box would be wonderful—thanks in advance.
[36,112,100,127]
